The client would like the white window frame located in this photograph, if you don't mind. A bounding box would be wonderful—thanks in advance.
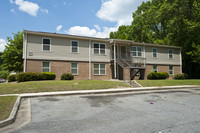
[169,66,174,75]
[93,43,106,55]
[42,38,51,51]
[153,65,158,72]
[168,49,174,59]
[42,61,50,72]
[93,63,106,75]
[71,63,78,75]
[70,40,79,53]
[131,46,143,57]
[152,48,158,58]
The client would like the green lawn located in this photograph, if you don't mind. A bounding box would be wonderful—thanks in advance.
[0,80,130,95]
[137,79,200,87]
[0,96,17,121]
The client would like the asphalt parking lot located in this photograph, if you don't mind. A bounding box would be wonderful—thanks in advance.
[13,89,200,133]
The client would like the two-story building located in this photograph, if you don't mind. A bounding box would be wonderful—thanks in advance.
[23,30,182,80]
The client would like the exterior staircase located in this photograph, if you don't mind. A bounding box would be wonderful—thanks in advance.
[116,57,146,80]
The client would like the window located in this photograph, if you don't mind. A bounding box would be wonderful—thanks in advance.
[42,62,50,72]
[152,48,158,58]
[153,65,158,72]
[168,49,173,59]
[93,43,106,55]
[169,66,174,75]
[131,46,142,57]
[71,41,79,53]
[93,64,106,75]
[42,38,51,51]
[71,63,78,75]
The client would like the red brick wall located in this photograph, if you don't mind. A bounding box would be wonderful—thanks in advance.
[145,64,181,79]
[91,62,112,80]
[26,59,112,80]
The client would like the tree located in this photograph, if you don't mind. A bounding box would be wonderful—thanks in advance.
[110,0,200,78]
[1,31,23,72]
[0,52,3,70]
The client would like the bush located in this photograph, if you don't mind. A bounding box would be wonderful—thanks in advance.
[147,72,169,80]
[61,73,74,80]
[174,73,188,80]
[7,74,17,82]
[15,72,55,82]
[41,72,56,80]
[0,70,10,79]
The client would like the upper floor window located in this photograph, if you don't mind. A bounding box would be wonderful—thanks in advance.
[168,49,173,59]
[131,46,142,57]
[42,38,51,51]
[152,48,158,58]
[42,61,50,72]
[93,43,106,55]
[153,65,158,72]
[71,63,78,75]
[71,41,79,53]
[169,66,174,75]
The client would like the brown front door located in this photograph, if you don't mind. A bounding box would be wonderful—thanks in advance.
[120,46,126,58]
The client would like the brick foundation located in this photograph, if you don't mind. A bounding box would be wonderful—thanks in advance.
[25,60,181,80]
[26,59,112,80]
[144,64,181,79]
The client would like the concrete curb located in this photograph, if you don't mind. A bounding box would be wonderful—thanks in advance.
[0,85,200,128]
[0,95,21,128]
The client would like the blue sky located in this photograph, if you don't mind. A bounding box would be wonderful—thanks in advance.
[0,0,147,52]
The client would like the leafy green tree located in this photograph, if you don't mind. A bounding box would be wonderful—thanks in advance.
[0,70,10,79]
[110,0,200,78]
[0,52,3,70]
[1,31,23,72]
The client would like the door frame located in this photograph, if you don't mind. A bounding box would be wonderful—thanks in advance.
[120,45,127,58]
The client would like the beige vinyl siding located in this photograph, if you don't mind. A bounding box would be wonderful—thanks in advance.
[145,46,180,65]
[26,34,110,62]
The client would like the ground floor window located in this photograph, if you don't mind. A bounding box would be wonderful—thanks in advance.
[71,63,78,75]
[169,66,174,75]
[42,61,50,72]
[93,64,106,75]
[153,65,158,72]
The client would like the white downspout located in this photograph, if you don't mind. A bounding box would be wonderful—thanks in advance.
[180,49,182,73]
[114,40,117,79]
[144,45,146,68]
[23,33,27,72]
[89,40,91,80]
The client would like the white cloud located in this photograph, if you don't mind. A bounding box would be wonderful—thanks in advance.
[10,8,16,14]
[96,0,145,26]
[41,8,48,14]
[64,26,117,38]
[9,0,14,4]
[64,1,67,5]
[94,25,100,31]
[12,0,40,16]
[0,39,7,52]
[56,25,63,32]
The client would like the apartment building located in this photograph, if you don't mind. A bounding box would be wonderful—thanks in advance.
[23,30,182,80]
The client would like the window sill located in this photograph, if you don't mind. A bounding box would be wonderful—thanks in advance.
[93,74,106,76]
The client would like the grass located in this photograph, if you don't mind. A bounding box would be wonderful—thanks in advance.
[0,96,17,121]
[137,79,200,87]
[0,80,130,95]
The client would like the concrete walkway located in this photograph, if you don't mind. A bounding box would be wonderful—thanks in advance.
[0,85,200,131]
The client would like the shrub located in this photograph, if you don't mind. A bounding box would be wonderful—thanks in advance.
[0,70,10,79]
[41,72,56,80]
[174,73,188,80]
[61,73,74,80]
[7,74,17,82]
[147,72,169,80]
[16,72,55,82]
